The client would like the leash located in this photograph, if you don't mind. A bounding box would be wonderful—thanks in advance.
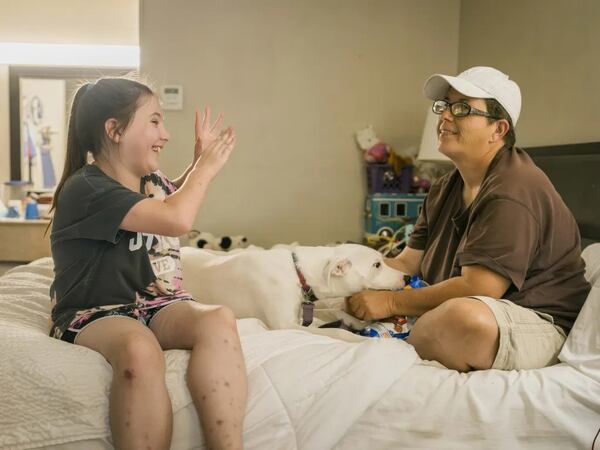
[291,251,319,326]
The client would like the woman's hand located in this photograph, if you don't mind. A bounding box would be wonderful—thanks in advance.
[193,127,236,182]
[346,290,399,321]
[194,106,225,161]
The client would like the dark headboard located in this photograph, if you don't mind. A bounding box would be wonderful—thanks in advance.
[526,142,600,248]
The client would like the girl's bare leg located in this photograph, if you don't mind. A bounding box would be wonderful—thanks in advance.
[150,302,247,450]
[75,316,172,450]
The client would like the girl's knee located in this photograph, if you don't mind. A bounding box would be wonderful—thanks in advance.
[199,305,237,330]
[112,333,165,376]
[186,306,238,347]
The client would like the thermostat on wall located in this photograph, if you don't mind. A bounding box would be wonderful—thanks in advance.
[159,85,183,110]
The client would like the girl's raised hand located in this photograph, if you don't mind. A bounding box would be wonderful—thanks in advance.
[193,127,236,182]
[194,106,225,161]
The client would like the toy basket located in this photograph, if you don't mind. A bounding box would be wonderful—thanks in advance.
[366,164,412,194]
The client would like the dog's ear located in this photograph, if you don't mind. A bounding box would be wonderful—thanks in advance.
[188,229,200,239]
[329,258,353,277]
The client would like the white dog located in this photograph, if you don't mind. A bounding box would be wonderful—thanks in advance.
[181,243,409,329]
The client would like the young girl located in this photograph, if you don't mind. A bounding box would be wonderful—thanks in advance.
[49,77,246,450]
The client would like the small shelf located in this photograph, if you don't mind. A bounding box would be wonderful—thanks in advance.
[0,219,51,262]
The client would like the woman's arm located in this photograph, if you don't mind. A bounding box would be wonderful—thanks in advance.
[348,264,511,320]
[392,264,510,316]
[384,246,424,275]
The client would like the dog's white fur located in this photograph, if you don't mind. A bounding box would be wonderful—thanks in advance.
[181,243,407,329]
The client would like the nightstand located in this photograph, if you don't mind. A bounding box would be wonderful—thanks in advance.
[0,219,52,262]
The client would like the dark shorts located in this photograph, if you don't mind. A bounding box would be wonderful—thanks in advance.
[54,298,194,344]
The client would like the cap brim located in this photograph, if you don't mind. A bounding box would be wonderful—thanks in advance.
[423,74,493,101]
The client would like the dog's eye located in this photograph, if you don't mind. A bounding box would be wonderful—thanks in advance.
[373,262,382,268]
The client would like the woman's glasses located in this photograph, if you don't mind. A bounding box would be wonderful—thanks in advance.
[432,99,499,119]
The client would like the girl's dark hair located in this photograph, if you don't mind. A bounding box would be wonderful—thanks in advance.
[50,77,154,215]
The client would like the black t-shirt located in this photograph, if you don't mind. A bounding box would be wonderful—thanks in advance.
[50,165,190,333]
[408,145,590,333]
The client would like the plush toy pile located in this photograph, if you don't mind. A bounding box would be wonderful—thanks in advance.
[186,230,249,251]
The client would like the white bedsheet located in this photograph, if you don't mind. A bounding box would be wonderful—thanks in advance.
[0,259,418,450]
[1,257,599,450]
[338,363,600,449]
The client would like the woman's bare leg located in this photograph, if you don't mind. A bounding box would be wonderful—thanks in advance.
[149,302,247,450]
[75,316,172,450]
[407,297,499,372]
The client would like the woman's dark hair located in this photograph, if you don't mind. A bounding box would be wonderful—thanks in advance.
[49,76,154,215]
[485,98,516,147]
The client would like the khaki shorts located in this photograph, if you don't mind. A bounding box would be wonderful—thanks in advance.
[472,296,567,370]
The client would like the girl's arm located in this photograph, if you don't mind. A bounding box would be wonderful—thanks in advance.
[122,127,236,237]
[172,106,224,189]
[171,161,196,189]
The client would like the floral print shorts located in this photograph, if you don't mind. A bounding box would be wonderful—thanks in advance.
[52,296,194,344]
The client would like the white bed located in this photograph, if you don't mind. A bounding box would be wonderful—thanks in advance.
[1,243,599,450]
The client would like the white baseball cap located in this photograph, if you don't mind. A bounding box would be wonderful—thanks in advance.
[423,66,521,126]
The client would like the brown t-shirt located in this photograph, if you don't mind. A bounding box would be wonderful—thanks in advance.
[408,145,590,333]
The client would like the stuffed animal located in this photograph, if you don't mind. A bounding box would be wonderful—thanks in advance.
[355,125,389,163]
[355,125,410,173]
[187,230,249,251]
[219,235,249,251]
[412,175,432,193]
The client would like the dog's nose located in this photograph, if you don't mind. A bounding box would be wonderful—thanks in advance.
[403,275,412,286]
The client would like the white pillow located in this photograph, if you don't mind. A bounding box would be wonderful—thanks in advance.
[582,243,600,287]
[558,243,600,382]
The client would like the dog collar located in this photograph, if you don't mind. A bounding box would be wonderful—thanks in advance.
[291,251,319,326]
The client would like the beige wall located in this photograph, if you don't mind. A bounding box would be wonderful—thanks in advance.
[0,0,139,45]
[140,0,460,246]
[458,0,600,147]
[0,65,9,185]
